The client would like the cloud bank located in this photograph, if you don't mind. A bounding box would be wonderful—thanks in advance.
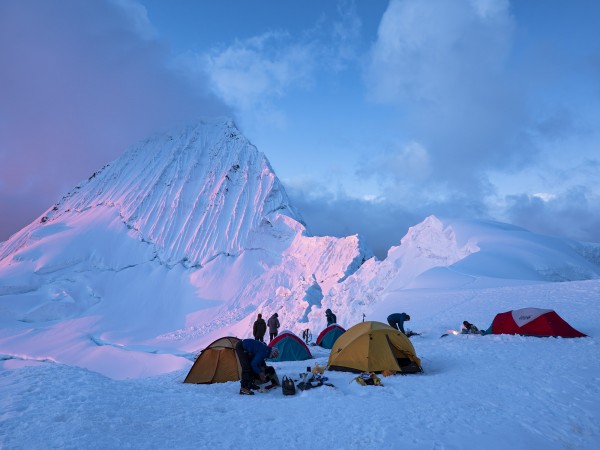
[184,1,362,129]
[0,0,229,241]
[364,0,526,197]
[505,187,600,245]
[3,0,599,256]
[354,0,600,247]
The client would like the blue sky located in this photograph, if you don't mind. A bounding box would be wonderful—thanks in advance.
[1,0,599,257]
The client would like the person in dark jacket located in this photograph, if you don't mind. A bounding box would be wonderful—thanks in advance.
[253,313,267,342]
[461,321,479,334]
[387,312,410,335]
[325,308,337,326]
[267,313,280,342]
[235,339,279,395]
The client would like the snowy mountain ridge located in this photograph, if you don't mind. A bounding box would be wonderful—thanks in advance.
[0,118,599,380]
[318,216,600,323]
[0,119,302,268]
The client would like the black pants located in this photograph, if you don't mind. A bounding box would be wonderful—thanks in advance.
[269,331,277,342]
[388,320,405,335]
[235,341,256,389]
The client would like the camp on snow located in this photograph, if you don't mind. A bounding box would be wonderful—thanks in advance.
[316,324,346,349]
[184,336,241,384]
[267,330,313,362]
[487,307,587,338]
[327,321,422,374]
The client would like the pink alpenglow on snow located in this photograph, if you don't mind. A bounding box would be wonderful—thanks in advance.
[0,119,599,448]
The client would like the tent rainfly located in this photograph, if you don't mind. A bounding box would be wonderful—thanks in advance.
[327,321,422,374]
[316,324,346,349]
[488,308,586,338]
[184,336,242,384]
[268,330,313,362]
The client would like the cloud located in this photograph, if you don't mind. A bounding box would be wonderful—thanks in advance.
[174,31,317,131]
[328,0,363,71]
[367,0,514,104]
[505,187,600,243]
[353,0,600,247]
[356,140,433,199]
[286,178,491,259]
[364,0,529,195]
[184,1,363,127]
[110,0,158,40]
[287,184,419,259]
[0,0,230,241]
[201,32,316,111]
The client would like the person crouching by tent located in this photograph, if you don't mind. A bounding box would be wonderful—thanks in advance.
[267,313,280,342]
[461,321,481,334]
[235,339,279,395]
[325,308,337,326]
[387,312,410,335]
[253,313,267,342]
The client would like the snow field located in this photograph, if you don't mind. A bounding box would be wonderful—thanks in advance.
[2,280,599,449]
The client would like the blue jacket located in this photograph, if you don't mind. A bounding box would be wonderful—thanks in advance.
[387,313,408,334]
[241,338,272,374]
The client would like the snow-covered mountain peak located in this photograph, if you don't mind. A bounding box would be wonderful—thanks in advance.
[389,215,479,265]
[1,120,599,381]
[0,119,376,376]
[1,118,304,267]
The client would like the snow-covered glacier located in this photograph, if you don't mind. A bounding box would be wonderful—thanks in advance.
[1,118,599,379]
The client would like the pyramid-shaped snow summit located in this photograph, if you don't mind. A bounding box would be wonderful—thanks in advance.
[1,119,305,267]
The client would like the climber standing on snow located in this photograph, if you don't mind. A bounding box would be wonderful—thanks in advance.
[253,313,267,342]
[267,312,280,342]
[325,308,337,326]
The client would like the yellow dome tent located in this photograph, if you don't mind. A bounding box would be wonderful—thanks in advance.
[184,336,242,384]
[327,321,422,374]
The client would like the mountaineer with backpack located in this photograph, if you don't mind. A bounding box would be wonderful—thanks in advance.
[234,338,279,395]
[267,312,280,342]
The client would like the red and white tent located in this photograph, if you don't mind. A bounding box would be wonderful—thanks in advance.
[489,307,586,338]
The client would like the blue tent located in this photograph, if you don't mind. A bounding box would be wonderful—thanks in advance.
[316,324,346,349]
[268,330,313,362]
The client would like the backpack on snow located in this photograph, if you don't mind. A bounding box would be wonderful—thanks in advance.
[282,376,296,396]
[354,372,383,386]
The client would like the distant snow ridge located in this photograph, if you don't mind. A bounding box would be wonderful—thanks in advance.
[571,241,600,268]
[321,215,600,319]
[321,216,479,316]
[1,119,303,267]
[395,215,478,265]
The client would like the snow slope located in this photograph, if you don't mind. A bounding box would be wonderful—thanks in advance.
[322,216,600,323]
[1,118,599,448]
[0,119,374,378]
[1,279,598,449]
[1,119,599,379]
